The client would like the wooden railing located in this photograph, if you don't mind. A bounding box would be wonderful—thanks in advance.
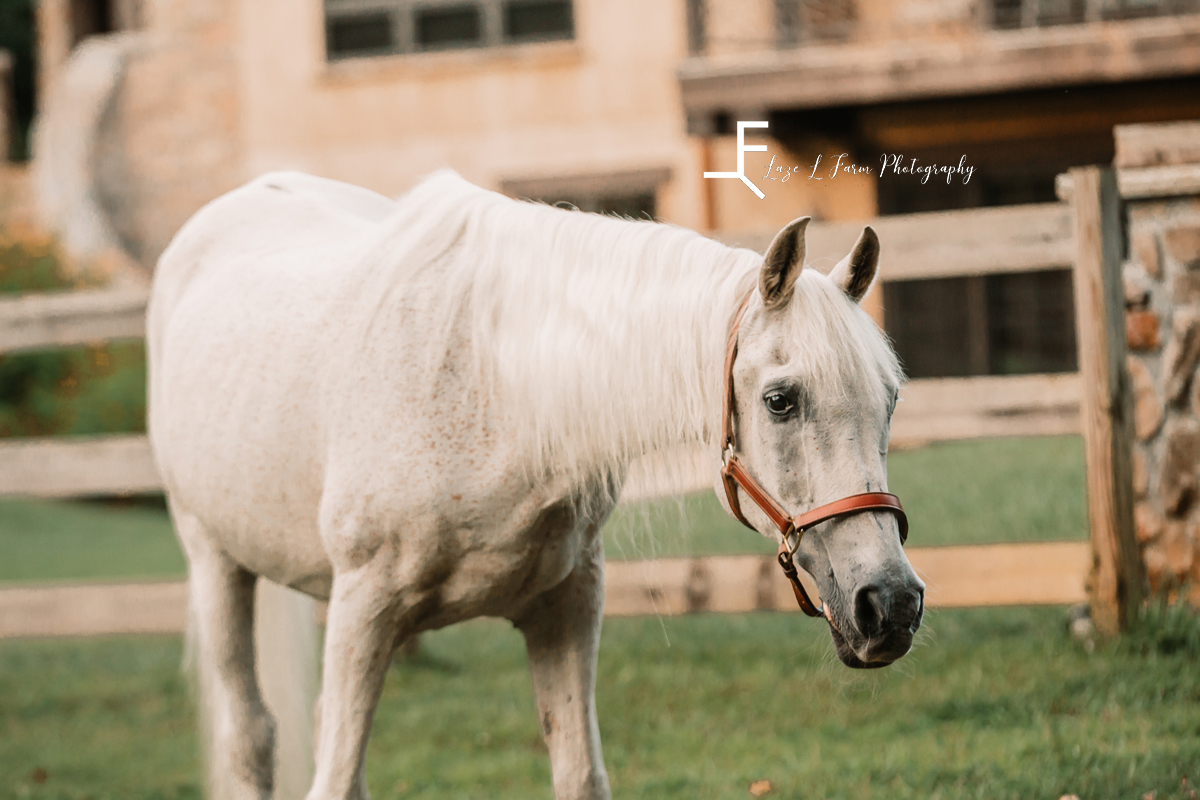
[1,203,1085,500]
[722,201,1074,280]
[0,287,155,498]
[0,193,1125,637]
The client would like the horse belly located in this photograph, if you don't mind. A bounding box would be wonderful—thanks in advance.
[160,409,334,597]
[398,479,614,630]
[152,264,337,596]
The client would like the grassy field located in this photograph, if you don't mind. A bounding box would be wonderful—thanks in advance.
[606,434,1087,560]
[0,435,1087,584]
[0,496,184,583]
[1,435,1196,798]
[2,606,1198,800]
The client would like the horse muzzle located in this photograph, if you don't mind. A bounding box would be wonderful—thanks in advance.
[828,581,925,669]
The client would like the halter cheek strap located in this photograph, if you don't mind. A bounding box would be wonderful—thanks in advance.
[719,292,909,618]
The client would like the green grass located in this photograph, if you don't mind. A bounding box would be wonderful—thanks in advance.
[604,435,1087,560]
[0,636,198,800]
[0,497,185,584]
[887,435,1087,547]
[0,436,1087,585]
[2,607,1198,799]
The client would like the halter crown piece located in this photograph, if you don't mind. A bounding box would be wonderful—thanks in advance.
[719,292,909,618]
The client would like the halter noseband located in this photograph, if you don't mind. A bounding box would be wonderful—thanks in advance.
[719,292,909,618]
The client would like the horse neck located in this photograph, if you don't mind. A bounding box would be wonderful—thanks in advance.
[426,189,763,483]
[532,249,754,480]
[627,268,749,449]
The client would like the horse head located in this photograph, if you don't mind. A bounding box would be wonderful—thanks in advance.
[715,217,924,668]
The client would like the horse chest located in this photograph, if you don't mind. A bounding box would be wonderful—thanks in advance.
[384,485,611,629]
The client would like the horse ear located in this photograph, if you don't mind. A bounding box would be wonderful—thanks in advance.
[759,216,811,310]
[828,225,880,304]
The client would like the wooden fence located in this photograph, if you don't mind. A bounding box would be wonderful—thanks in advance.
[0,542,1090,639]
[0,202,1085,501]
[1,172,1148,637]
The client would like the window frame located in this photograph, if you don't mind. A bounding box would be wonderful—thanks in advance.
[324,0,575,60]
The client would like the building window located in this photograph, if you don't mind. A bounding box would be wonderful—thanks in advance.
[325,0,574,60]
[989,0,1199,29]
[505,0,573,41]
[775,0,858,46]
[327,13,394,56]
[416,5,482,48]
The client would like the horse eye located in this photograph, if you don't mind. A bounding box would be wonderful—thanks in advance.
[764,392,793,416]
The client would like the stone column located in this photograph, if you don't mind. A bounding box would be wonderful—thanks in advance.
[1117,121,1200,603]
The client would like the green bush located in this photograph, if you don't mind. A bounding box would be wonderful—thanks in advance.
[0,229,147,438]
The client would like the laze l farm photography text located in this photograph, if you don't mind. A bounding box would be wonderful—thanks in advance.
[762,153,977,185]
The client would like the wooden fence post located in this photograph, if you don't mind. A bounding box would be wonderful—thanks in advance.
[1070,166,1145,636]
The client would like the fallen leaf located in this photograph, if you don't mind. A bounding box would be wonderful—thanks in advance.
[749,779,773,797]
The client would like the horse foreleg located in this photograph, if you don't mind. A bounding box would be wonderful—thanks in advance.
[516,543,611,800]
[306,568,398,800]
[181,523,275,800]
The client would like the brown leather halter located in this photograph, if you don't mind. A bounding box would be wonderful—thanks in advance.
[719,293,909,618]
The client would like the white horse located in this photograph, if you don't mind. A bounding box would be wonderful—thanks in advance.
[146,170,924,800]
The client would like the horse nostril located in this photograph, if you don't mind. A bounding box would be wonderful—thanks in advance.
[909,587,925,631]
[853,585,886,638]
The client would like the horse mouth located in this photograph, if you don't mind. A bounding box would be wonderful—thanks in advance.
[826,616,911,670]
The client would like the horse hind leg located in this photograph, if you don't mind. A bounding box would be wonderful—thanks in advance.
[178,509,276,800]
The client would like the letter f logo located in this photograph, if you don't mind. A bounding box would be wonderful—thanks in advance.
[704,121,768,199]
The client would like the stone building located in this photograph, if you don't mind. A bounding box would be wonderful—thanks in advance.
[7,0,1200,358]
[3,0,1200,594]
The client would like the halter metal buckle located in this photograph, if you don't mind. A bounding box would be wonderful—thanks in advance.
[783,523,803,559]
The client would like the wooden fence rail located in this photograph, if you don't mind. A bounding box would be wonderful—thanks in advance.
[1,370,1084,499]
[0,541,1089,639]
[0,199,1101,638]
[722,201,1074,281]
[0,435,160,498]
[0,286,149,355]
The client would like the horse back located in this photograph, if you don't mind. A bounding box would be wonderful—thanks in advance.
[147,173,398,590]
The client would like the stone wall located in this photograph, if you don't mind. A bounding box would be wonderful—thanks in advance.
[1118,121,1200,600]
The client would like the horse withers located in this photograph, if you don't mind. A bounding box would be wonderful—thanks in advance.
[147,170,923,800]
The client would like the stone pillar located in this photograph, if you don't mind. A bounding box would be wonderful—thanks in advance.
[1117,121,1200,603]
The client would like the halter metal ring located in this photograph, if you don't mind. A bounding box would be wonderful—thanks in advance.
[782,523,803,558]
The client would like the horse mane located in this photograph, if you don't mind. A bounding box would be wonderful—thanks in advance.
[384,170,901,487]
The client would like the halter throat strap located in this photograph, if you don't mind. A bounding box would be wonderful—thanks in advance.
[718,291,908,617]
